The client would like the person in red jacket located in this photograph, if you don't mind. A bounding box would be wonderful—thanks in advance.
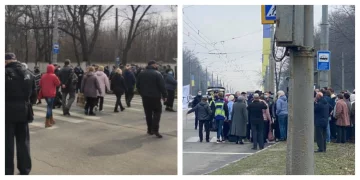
[39,64,61,127]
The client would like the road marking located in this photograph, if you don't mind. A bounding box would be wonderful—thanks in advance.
[101,104,143,111]
[33,112,85,123]
[184,137,219,143]
[183,152,254,155]
[29,122,58,130]
[33,106,100,120]
[30,131,35,134]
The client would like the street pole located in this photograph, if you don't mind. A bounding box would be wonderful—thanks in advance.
[189,58,192,95]
[217,75,219,86]
[52,5,59,64]
[342,52,344,90]
[198,65,201,91]
[115,8,119,67]
[206,68,208,89]
[288,5,315,174]
[212,72,214,86]
[318,5,329,89]
[269,24,275,93]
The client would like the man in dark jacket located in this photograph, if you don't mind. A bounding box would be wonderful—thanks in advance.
[314,92,330,152]
[104,66,110,77]
[124,64,136,107]
[247,93,268,150]
[164,69,177,112]
[59,59,76,116]
[74,65,84,93]
[137,60,167,138]
[192,90,202,129]
[5,53,37,175]
[187,97,212,142]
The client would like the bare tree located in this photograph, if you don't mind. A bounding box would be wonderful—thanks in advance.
[59,5,114,65]
[275,57,290,92]
[121,5,152,65]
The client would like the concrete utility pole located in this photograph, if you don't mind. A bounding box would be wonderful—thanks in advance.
[289,5,315,174]
[318,5,330,88]
[217,75,219,86]
[342,52,345,90]
[269,24,275,93]
[114,8,119,67]
[52,5,59,64]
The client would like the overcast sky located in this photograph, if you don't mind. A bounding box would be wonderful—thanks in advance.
[183,5,334,92]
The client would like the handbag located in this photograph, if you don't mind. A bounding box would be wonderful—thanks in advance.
[77,93,85,107]
[268,120,274,141]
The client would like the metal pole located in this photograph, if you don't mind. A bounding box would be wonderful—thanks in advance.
[52,5,59,64]
[269,24,275,93]
[289,5,315,175]
[198,65,200,91]
[342,52,344,90]
[318,5,329,89]
[189,56,192,95]
[212,72,214,86]
[115,8,119,66]
[206,68,208,89]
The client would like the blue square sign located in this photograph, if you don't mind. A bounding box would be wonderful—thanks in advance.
[317,51,331,71]
[53,43,59,54]
[265,5,276,21]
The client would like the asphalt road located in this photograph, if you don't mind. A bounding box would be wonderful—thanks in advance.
[183,109,274,175]
[15,94,177,175]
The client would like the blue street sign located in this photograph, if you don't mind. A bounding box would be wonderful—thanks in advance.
[116,57,120,65]
[265,5,276,21]
[317,51,331,71]
[53,43,59,54]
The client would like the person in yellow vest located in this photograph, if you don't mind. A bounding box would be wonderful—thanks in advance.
[214,92,229,143]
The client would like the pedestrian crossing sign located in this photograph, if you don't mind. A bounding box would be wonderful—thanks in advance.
[261,5,276,24]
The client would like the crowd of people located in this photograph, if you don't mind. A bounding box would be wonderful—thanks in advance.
[5,52,177,175]
[188,87,355,152]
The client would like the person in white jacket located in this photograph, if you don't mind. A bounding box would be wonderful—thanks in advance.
[95,66,111,112]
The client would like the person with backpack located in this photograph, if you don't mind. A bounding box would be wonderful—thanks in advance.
[214,92,229,143]
[59,59,77,116]
[5,53,37,175]
[187,97,212,142]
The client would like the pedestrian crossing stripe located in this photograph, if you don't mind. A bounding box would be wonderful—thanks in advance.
[29,122,59,130]
[33,112,85,123]
[185,137,219,143]
[32,106,100,120]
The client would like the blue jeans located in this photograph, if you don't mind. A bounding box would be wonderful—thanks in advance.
[45,98,55,119]
[278,114,288,140]
[326,119,331,142]
[216,120,224,140]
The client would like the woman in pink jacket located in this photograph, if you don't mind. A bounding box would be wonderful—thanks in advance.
[95,66,111,112]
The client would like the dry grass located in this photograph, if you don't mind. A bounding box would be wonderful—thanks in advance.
[210,142,355,175]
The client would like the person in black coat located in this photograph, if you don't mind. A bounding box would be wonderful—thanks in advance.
[187,97,212,142]
[314,92,330,152]
[5,53,37,175]
[74,65,84,93]
[124,65,136,107]
[111,68,127,112]
[247,93,268,150]
[136,61,167,138]
[192,90,203,129]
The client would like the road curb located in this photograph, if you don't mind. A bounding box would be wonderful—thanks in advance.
[203,142,280,175]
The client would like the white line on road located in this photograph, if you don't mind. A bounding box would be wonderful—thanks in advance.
[183,152,254,155]
[33,112,85,123]
[32,106,100,120]
[29,122,58,130]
